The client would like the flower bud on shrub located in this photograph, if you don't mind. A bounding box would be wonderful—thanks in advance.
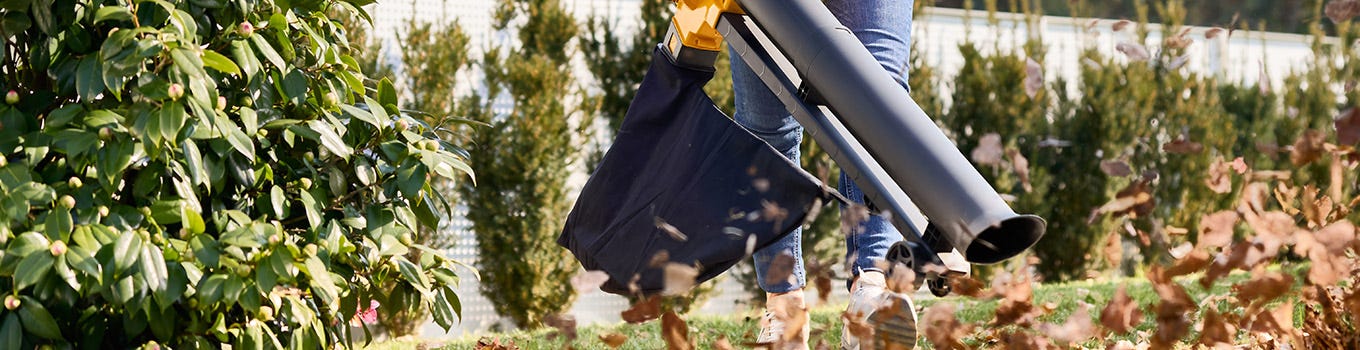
[167,83,184,100]
[5,90,17,105]
[49,240,67,256]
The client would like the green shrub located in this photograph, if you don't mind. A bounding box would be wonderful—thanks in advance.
[0,0,472,347]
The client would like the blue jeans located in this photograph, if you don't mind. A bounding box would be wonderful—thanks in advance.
[737,0,914,293]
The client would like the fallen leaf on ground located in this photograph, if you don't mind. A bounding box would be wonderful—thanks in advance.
[1337,107,1360,145]
[598,333,628,348]
[474,337,519,350]
[621,295,663,324]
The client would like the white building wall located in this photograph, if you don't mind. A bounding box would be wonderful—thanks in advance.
[360,1,1327,339]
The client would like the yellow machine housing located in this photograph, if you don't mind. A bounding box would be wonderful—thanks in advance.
[664,0,743,68]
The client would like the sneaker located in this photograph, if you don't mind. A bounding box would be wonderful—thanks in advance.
[841,272,917,350]
[758,291,811,350]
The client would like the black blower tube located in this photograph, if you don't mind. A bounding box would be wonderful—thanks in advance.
[737,0,1045,264]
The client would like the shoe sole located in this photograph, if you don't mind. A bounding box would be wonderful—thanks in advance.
[865,294,917,350]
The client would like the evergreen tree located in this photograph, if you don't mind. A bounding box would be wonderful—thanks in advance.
[458,0,588,328]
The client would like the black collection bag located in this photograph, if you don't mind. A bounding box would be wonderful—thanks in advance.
[558,47,832,296]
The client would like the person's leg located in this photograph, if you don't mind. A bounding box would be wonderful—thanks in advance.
[731,28,811,350]
[827,0,914,285]
[826,0,918,349]
[731,44,808,295]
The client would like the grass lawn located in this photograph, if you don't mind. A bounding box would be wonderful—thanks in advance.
[369,269,1284,349]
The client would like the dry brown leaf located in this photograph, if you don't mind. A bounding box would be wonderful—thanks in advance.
[1041,303,1096,345]
[950,276,990,298]
[922,303,974,350]
[1235,270,1294,306]
[663,263,700,296]
[1112,20,1133,32]
[1197,309,1236,347]
[1239,182,1269,215]
[661,311,693,350]
[1149,265,1197,315]
[1092,179,1155,222]
[655,217,688,242]
[474,337,520,350]
[1164,27,1194,49]
[571,270,611,294]
[1273,183,1301,215]
[971,133,1005,166]
[1100,159,1133,177]
[1024,58,1043,98]
[1306,250,1347,286]
[1116,42,1150,61]
[771,297,809,345]
[1163,138,1204,154]
[1007,148,1033,192]
[1165,249,1212,278]
[621,295,663,324]
[999,330,1055,350]
[1291,129,1326,166]
[992,272,1039,326]
[841,309,875,341]
[543,314,578,340]
[1312,221,1357,257]
[1205,158,1234,194]
[1300,185,1334,229]
[1102,231,1124,269]
[714,335,735,350]
[1205,27,1226,39]
[1326,0,1360,23]
[761,200,789,228]
[1100,286,1144,334]
[764,253,797,287]
[885,263,918,294]
[598,333,628,348]
[1337,107,1360,145]
[1256,141,1282,158]
[1197,211,1238,249]
[649,250,671,268]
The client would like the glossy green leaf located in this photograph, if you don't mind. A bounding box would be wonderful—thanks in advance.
[200,50,241,74]
[93,6,133,23]
[111,230,142,274]
[44,209,72,241]
[0,314,19,349]
[9,231,50,258]
[249,34,285,69]
[377,78,397,110]
[392,256,430,295]
[140,244,167,293]
[76,56,104,101]
[17,296,62,339]
[14,252,54,290]
[307,120,352,159]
